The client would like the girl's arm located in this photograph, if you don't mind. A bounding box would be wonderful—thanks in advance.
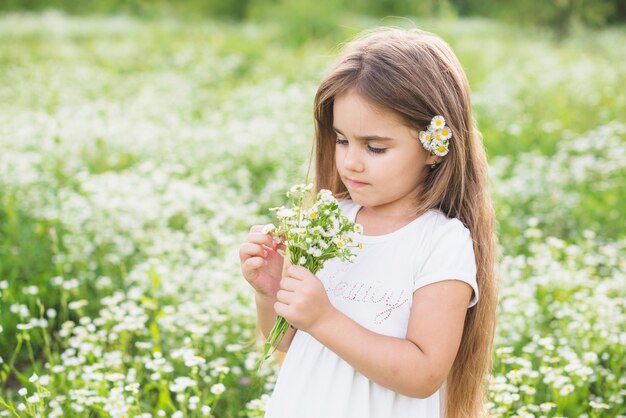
[255,292,296,352]
[275,265,472,398]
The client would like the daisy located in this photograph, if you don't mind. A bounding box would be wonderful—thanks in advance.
[429,115,446,130]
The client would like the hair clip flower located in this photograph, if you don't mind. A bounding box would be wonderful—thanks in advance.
[419,115,452,157]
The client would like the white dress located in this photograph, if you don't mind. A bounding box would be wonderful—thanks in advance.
[265,199,479,418]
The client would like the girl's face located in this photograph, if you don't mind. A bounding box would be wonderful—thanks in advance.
[333,89,436,217]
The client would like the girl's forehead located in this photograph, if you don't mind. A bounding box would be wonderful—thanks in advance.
[333,90,408,134]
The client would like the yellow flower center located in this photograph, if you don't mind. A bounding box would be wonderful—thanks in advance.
[438,146,446,152]
[442,129,449,136]
[309,212,318,219]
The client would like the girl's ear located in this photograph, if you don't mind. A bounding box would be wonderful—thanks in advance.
[425,154,438,166]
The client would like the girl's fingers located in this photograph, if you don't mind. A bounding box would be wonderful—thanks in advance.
[241,256,266,274]
[279,276,299,291]
[276,289,293,304]
[249,225,286,248]
[246,232,274,245]
[239,242,267,262]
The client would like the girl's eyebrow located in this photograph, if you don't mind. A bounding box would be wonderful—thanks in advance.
[333,126,395,142]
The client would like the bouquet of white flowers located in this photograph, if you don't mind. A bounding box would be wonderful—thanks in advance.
[259,184,362,364]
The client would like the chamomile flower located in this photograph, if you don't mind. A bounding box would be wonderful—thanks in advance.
[210,383,226,395]
[262,223,276,234]
[419,131,432,148]
[332,238,345,249]
[421,115,452,156]
[431,139,450,156]
[559,384,575,396]
[430,115,446,129]
[261,184,362,366]
[440,126,452,140]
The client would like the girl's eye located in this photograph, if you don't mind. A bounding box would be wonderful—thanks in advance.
[367,145,386,154]
[335,137,386,154]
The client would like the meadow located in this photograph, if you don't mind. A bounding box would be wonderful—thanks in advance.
[0,10,625,418]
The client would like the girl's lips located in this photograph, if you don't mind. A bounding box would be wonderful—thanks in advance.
[345,178,368,189]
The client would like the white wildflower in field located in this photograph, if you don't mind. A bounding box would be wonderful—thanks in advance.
[210,383,226,395]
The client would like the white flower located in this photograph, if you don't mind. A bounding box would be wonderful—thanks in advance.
[276,208,296,218]
[590,400,610,409]
[28,373,39,383]
[431,139,449,156]
[419,130,432,147]
[210,383,226,395]
[262,223,276,234]
[429,115,446,130]
[318,189,335,202]
[332,238,345,249]
[583,352,598,363]
[169,377,197,392]
[440,126,452,140]
[124,383,139,393]
[201,405,212,416]
[18,388,28,396]
[559,384,575,396]
[68,300,88,310]
[298,256,306,265]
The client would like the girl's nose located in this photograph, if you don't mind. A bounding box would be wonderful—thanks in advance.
[342,146,364,172]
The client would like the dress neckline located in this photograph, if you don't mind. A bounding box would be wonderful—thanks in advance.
[347,201,439,244]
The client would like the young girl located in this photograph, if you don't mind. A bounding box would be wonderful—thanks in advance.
[239,27,498,418]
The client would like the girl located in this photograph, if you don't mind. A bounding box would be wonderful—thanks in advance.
[239,27,498,418]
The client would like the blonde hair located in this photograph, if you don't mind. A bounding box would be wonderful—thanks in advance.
[311,28,499,418]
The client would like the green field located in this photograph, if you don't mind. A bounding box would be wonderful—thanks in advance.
[0,11,625,417]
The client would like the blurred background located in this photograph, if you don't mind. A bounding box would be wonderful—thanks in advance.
[0,1,625,417]
[2,0,626,40]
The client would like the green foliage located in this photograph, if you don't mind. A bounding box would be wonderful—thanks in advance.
[1,0,625,34]
[456,0,623,37]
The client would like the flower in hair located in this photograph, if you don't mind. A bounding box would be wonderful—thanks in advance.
[419,115,452,157]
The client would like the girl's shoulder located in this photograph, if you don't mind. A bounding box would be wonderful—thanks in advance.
[425,209,473,246]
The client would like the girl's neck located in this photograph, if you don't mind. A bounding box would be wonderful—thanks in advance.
[355,205,420,236]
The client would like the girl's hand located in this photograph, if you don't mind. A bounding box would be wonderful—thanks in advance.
[239,225,285,298]
[274,265,336,332]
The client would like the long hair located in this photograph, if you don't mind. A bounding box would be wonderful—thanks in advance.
[311,28,499,418]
